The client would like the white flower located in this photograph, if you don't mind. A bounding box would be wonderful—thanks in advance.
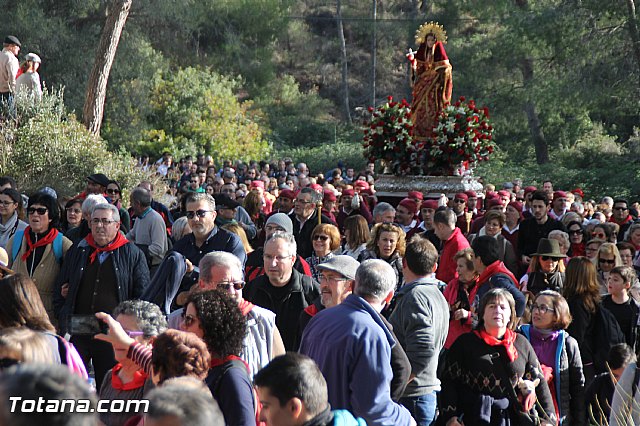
[438,134,448,144]
[457,107,466,115]
[455,136,466,145]
[446,121,456,132]
[436,122,445,132]
[376,127,383,135]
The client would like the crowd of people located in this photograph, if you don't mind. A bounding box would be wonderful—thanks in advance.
[1,148,640,426]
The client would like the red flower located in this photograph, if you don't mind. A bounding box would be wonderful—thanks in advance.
[387,95,393,101]
[367,106,374,112]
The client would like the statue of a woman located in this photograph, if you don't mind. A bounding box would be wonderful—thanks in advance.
[407,22,453,142]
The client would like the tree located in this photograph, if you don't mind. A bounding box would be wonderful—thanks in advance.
[83,0,133,135]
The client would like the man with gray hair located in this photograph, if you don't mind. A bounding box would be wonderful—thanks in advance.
[127,187,168,273]
[168,251,286,377]
[372,202,396,225]
[289,187,334,258]
[54,203,149,391]
[244,232,319,351]
[300,259,415,426]
[65,193,109,244]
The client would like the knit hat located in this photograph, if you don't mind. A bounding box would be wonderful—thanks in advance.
[354,180,370,190]
[421,200,439,210]
[571,188,584,198]
[524,186,537,195]
[553,190,567,200]
[323,191,337,202]
[398,198,418,214]
[342,189,355,197]
[317,255,360,280]
[279,189,296,200]
[507,201,523,213]
[454,192,468,201]
[265,213,293,234]
[250,180,265,189]
[487,198,503,209]
[408,191,424,201]
[464,190,478,198]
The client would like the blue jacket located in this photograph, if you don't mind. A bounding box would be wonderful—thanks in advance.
[299,294,412,426]
[520,325,586,425]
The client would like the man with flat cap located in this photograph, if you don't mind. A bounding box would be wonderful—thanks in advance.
[84,173,110,197]
[0,36,21,117]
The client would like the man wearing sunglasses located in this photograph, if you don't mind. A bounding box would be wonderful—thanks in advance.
[610,198,634,241]
[167,251,285,378]
[54,203,150,391]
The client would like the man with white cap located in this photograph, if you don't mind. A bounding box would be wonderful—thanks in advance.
[0,35,21,116]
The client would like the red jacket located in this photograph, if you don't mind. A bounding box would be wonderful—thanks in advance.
[436,227,470,284]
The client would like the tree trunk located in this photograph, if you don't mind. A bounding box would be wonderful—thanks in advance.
[624,0,640,91]
[336,0,352,123]
[83,0,133,136]
[371,0,377,108]
[515,0,549,164]
[520,57,549,164]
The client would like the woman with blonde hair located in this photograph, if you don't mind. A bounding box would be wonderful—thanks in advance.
[594,242,623,294]
[358,222,406,291]
[0,327,55,367]
[222,223,253,255]
[341,214,370,260]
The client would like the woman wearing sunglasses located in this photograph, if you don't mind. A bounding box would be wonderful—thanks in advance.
[98,300,167,426]
[594,242,623,294]
[306,223,340,282]
[520,238,566,296]
[6,191,72,328]
[106,180,131,234]
[0,188,26,249]
[566,220,586,257]
[519,290,586,425]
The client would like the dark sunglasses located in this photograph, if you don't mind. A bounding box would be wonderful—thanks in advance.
[454,199,466,203]
[27,207,47,215]
[599,258,616,264]
[541,256,560,261]
[313,235,329,242]
[614,206,628,211]
[181,313,196,327]
[568,229,582,235]
[106,188,120,195]
[216,281,246,291]
[186,210,211,219]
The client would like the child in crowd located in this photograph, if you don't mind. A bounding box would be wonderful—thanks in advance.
[603,266,640,353]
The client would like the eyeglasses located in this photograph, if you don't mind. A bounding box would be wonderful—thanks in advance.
[106,188,120,195]
[295,199,313,205]
[614,206,628,211]
[320,275,349,284]
[599,258,616,264]
[91,218,118,226]
[0,200,15,206]
[264,254,292,263]
[313,235,329,242]
[265,224,285,233]
[216,281,246,291]
[592,232,606,239]
[540,256,560,262]
[532,304,555,314]
[66,208,82,214]
[190,180,199,184]
[186,210,211,219]
[181,313,197,327]
[568,229,582,235]
[27,207,48,215]
[454,199,466,203]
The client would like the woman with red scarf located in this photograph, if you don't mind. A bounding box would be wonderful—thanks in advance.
[7,191,72,329]
[443,248,479,349]
[439,288,556,426]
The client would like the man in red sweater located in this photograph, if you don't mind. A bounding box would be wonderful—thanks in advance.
[433,208,469,283]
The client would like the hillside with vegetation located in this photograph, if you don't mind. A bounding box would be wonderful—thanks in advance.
[3,0,640,196]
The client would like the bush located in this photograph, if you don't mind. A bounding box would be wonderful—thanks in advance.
[275,140,366,174]
[0,90,152,197]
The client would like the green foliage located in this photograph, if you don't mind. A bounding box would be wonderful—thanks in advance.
[135,67,271,162]
[275,140,366,174]
[254,75,336,148]
[0,90,150,197]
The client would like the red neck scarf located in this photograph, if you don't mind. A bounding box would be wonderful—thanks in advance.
[478,260,519,289]
[210,355,249,372]
[111,363,148,391]
[238,298,255,316]
[21,226,58,261]
[474,328,519,362]
[85,232,129,264]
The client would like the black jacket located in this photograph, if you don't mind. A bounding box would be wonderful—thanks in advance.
[244,269,320,351]
[288,211,334,259]
[517,216,566,258]
[53,239,150,334]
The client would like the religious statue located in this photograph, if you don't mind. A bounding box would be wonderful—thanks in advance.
[407,22,453,142]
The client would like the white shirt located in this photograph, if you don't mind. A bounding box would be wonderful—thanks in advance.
[0,49,19,93]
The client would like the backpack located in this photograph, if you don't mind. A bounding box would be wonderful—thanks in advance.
[11,230,64,265]
[589,304,626,373]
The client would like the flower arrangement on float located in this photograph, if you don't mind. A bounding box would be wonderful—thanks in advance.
[428,96,495,174]
[362,96,422,175]
[362,96,494,176]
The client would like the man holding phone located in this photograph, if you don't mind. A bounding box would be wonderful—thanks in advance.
[54,203,150,390]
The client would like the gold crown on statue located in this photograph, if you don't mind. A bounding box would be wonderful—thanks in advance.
[415,21,447,45]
